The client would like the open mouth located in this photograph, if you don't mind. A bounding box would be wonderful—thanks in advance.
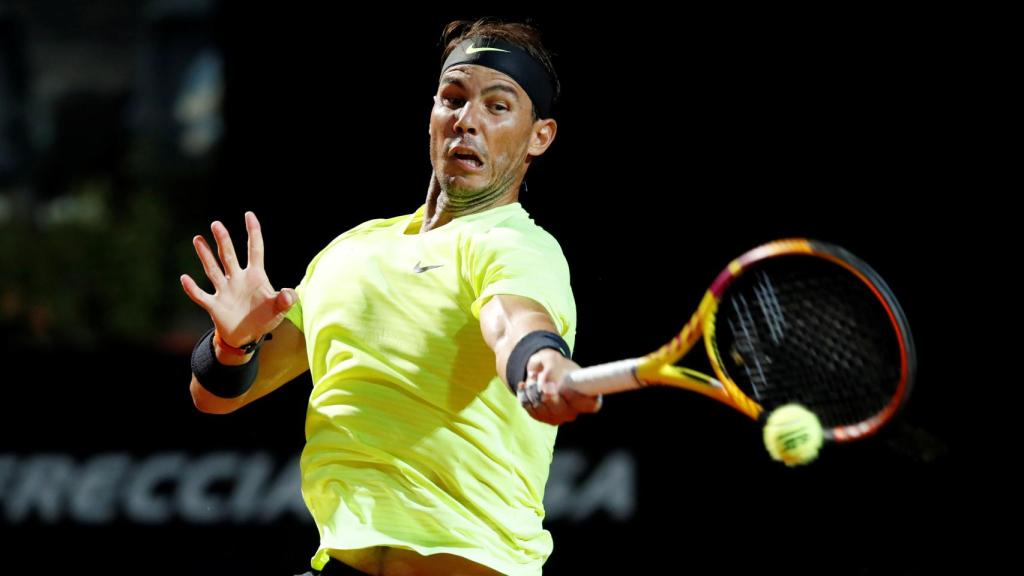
[448,146,484,171]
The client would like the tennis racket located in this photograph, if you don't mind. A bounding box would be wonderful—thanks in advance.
[520,239,915,442]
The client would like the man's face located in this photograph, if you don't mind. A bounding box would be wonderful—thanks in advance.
[429,64,538,199]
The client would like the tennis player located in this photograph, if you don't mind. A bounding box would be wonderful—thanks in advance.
[182,18,600,576]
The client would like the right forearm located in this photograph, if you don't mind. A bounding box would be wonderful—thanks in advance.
[211,331,257,365]
[191,320,309,414]
[191,327,261,402]
[191,375,246,414]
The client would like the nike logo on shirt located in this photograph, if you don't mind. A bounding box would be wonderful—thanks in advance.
[413,261,444,273]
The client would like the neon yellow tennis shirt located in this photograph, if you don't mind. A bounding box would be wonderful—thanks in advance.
[284,202,576,575]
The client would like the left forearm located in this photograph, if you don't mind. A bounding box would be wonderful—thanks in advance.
[480,295,559,389]
[479,294,597,424]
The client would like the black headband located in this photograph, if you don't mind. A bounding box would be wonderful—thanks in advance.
[441,38,555,119]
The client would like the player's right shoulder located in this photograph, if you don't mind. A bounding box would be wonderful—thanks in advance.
[308,212,409,268]
[323,212,407,246]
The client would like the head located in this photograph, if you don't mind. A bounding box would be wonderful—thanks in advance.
[429,19,560,210]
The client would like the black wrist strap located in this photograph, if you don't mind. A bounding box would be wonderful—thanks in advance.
[505,330,571,393]
[191,327,260,399]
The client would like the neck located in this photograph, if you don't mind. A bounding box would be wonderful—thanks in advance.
[421,177,521,233]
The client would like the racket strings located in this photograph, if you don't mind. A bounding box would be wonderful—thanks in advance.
[716,258,901,428]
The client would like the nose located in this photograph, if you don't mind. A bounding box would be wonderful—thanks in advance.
[453,102,479,136]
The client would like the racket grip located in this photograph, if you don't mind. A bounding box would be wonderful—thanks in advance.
[517,358,641,406]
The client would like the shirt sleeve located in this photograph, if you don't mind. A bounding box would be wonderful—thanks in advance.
[468,225,577,353]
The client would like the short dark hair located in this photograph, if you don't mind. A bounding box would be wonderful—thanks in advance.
[441,18,560,119]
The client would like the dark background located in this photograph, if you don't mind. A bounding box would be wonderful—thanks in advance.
[1,3,1001,574]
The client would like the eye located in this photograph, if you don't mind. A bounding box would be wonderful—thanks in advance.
[442,96,465,109]
[490,102,510,113]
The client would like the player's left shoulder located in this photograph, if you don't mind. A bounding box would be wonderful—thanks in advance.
[499,206,565,247]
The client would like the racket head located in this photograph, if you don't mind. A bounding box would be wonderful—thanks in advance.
[704,239,916,442]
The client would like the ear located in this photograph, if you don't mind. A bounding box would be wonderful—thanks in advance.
[527,118,557,158]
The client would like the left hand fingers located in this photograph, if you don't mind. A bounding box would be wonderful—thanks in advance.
[541,370,600,414]
[561,388,602,414]
[519,379,562,425]
[520,374,597,425]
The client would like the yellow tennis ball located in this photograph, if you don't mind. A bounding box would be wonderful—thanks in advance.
[763,403,824,467]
